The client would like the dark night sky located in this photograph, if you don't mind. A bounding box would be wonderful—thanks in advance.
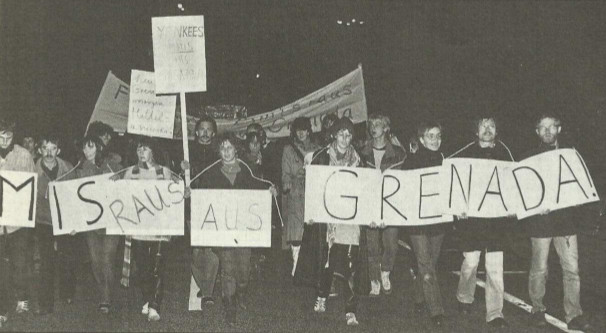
[2,0,606,170]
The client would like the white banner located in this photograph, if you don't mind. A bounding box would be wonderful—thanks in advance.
[86,71,129,136]
[190,189,272,247]
[127,70,177,139]
[223,66,368,138]
[0,171,37,228]
[49,174,113,235]
[304,165,378,225]
[381,167,453,226]
[512,149,599,219]
[105,179,185,236]
[440,158,519,218]
[152,15,207,93]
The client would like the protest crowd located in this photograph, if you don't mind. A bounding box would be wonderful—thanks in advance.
[0,106,602,332]
[0,11,604,333]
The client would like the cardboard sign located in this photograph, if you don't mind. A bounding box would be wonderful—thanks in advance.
[105,180,185,236]
[86,71,129,136]
[127,70,177,139]
[304,165,378,225]
[381,167,453,226]
[512,148,599,219]
[152,15,207,93]
[49,174,114,235]
[190,190,272,247]
[0,171,37,228]
[441,158,519,218]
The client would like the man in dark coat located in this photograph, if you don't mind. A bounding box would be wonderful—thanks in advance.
[450,116,515,329]
[523,114,591,331]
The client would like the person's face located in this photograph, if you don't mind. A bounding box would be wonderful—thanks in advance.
[335,129,353,151]
[368,120,388,139]
[0,131,14,149]
[83,141,97,162]
[39,141,60,164]
[136,145,153,164]
[22,137,35,152]
[248,136,261,155]
[420,127,442,151]
[536,117,561,145]
[296,129,309,143]
[219,141,236,163]
[476,118,497,143]
[196,122,215,144]
[99,133,112,146]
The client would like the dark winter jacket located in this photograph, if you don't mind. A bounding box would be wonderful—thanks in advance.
[35,158,76,226]
[359,140,406,172]
[403,145,449,235]
[191,159,266,191]
[449,140,516,252]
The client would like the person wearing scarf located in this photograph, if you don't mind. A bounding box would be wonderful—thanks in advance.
[190,133,277,327]
[112,136,176,322]
[282,117,319,276]
[294,117,366,326]
[75,136,122,315]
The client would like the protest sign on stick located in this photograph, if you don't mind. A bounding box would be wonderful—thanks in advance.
[381,167,453,226]
[105,179,185,236]
[441,158,519,218]
[127,70,177,139]
[190,189,272,247]
[304,165,378,225]
[152,15,207,185]
[0,171,37,228]
[512,148,599,219]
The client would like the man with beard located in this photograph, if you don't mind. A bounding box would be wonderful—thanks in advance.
[450,116,515,329]
[522,114,591,331]
[182,115,221,307]
[0,117,36,327]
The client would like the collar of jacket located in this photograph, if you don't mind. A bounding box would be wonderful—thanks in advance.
[361,139,396,159]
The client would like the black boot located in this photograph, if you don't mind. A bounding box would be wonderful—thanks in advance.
[235,287,248,310]
[223,296,236,326]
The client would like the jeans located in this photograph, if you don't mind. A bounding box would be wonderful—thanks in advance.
[366,226,399,280]
[529,236,582,323]
[410,233,444,316]
[219,248,251,298]
[133,240,166,311]
[36,225,77,310]
[318,244,359,314]
[0,228,32,314]
[457,250,504,322]
[192,247,219,298]
[85,231,120,305]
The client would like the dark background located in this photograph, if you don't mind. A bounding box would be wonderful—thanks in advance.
[2,0,606,173]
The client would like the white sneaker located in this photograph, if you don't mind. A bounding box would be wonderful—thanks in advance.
[381,271,392,294]
[346,312,359,326]
[147,307,160,322]
[16,301,29,314]
[141,302,149,315]
[370,280,380,296]
[313,297,326,313]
